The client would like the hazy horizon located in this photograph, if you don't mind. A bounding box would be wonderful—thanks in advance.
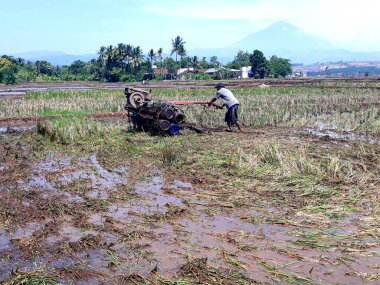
[1,0,380,55]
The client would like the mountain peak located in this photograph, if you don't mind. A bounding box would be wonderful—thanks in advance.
[258,21,303,37]
[228,21,332,52]
[267,21,299,31]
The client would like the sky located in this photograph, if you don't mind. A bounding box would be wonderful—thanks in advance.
[1,0,380,55]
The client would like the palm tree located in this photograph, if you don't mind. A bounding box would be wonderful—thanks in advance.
[35,60,54,76]
[17,57,25,66]
[201,57,208,68]
[98,46,106,62]
[105,45,118,68]
[124,44,133,73]
[157,48,163,68]
[131,46,145,74]
[116,43,128,69]
[171,36,185,63]
[178,44,187,68]
[191,56,199,69]
[117,43,126,56]
[148,49,156,73]
[116,43,133,72]
[148,49,156,65]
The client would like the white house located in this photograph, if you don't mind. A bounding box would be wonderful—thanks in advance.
[240,66,252,79]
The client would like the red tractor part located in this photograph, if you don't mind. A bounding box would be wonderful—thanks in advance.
[168,100,209,105]
[168,100,223,109]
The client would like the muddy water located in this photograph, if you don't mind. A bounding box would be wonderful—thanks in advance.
[107,175,186,225]
[306,128,376,143]
[301,122,378,144]
[1,151,379,284]
[0,126,35,134]
[46,223,97,245]
[18,153,129,199]
[102,176,379,284]
[135,176,185,208]
[0,230,11,251]
[174,180,192,188]
[0,230,24,282]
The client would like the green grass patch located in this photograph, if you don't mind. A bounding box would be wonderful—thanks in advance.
[37,117,125,145]
[40,107,93,116]
[3,270,61,285]
[258,261,313,284]
[25,90,119,100]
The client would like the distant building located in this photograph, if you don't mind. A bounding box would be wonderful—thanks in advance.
[291,71,304,78]
[240,66,252,79]
[204,67,241,79]
[143,67,169,80]
[153,68,168,76]
[204,68,218,75]
[176,68,194,79]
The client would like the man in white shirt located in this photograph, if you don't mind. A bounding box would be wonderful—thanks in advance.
[208,83,243,132]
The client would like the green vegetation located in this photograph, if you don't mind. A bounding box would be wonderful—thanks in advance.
[171,36,186,65]
[2,86,378,133]
[249,50,292,78]
[226,50,251,69]
[0,89,123,117]
[250,49,269,78]
[3,270,61,285]
[0,34,292,84]
[0,56,99,84]
[37,117,124,145]
[269,55,292,78]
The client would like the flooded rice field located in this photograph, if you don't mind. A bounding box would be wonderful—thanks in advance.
[0,80,379,284]
[0,123,379,285]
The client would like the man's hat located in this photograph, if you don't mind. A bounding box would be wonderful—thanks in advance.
[215,83,225,88]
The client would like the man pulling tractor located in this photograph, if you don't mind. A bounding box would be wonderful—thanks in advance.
[124,83,242,135]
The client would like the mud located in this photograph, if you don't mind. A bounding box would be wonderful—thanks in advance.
[0,125,36,134]
[0,128,379,284]
[304,129,377,144]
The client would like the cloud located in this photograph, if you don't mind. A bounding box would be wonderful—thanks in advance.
[144,0,380,50]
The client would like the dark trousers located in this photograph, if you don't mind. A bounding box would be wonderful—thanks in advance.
[225,104,239,127]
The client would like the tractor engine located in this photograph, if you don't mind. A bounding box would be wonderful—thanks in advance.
[124,87,186,135]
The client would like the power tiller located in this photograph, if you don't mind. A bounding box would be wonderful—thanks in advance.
[124,87,221,135]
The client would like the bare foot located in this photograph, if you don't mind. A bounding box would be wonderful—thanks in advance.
[236,122,243,132]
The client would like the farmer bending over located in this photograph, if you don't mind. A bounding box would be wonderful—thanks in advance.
[208,83,242,132]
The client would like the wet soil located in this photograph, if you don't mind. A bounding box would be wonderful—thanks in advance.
[0,127,379,284]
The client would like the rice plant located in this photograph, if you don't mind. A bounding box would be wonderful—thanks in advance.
[1,85,379,132]
[37,117,124,144]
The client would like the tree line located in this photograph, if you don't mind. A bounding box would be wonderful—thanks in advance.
[0,36,292,84]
